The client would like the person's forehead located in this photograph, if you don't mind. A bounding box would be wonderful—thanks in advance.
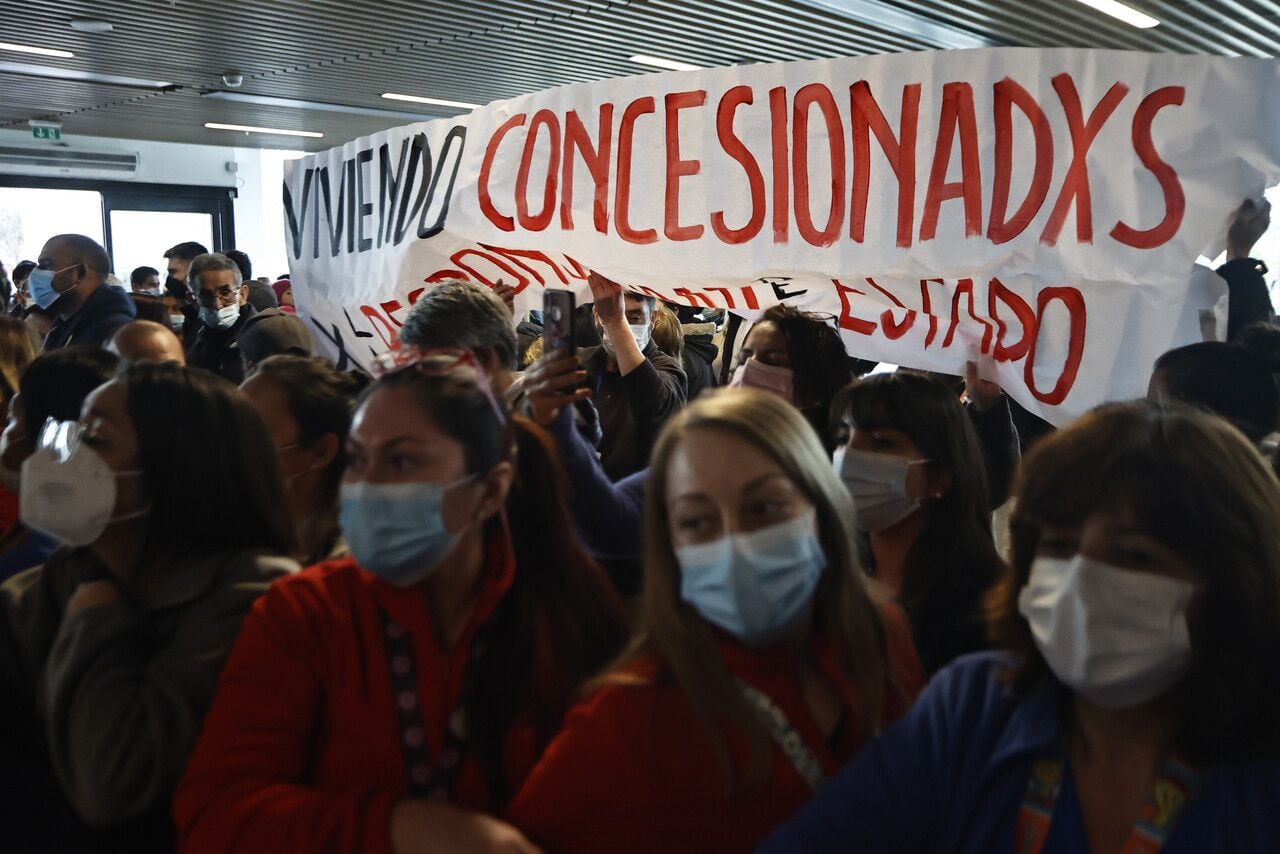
[665,428,789,501]
[39,239,70,263]
[746,321,786,350]
[196,268,238,288]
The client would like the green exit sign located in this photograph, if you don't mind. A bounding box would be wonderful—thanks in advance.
[32,126,61,141]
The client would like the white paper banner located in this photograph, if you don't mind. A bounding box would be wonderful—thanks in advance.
[284,47,1280,425]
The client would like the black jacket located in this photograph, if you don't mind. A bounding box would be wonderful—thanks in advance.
[580,342,687,480]
[680,323,719,402]
[43,284,137,352]
[188,304,257,384]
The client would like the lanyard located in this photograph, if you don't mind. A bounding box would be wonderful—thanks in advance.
[1015,751,1201,854]
[378,598,506,801]
[736,678,828,793]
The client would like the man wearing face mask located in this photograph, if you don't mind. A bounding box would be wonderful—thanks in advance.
[34,234,137,352]
[186,252,256,384]
[164,241,208,349]
[578,272,687,480]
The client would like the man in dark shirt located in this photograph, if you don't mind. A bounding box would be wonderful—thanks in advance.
[186,253,256,384]
[35,234,136,352]
[578,273,687,480]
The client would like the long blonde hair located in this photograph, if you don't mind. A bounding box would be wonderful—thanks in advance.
[606,387,893,792]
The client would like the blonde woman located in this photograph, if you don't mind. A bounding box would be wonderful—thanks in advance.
[508,387,924,852]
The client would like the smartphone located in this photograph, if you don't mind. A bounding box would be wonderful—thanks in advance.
[543,289,576,357]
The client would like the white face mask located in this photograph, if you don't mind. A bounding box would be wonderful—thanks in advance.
[629,323,651,352]
[20,422,147,546]
[601,322,652,355]
[834,446,927,532]
[200,301,240,330]
[1018,554,1196,708]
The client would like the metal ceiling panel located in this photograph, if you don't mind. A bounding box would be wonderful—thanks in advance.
[0,0,1275,151]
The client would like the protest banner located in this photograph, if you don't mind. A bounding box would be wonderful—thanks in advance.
[284,47,1280,424]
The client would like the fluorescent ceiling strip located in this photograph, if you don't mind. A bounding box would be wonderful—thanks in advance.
[381,92,480,110]
[203,90,436,120]
[0,60,171,88]
[0,41,74,58]
[790,0,993,49]
[1070,0,1160,28]
[630,54,702,72]
[204,122,323,139]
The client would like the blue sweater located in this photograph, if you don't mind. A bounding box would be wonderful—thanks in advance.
[550,404,648,561]
[761,652,1280,853]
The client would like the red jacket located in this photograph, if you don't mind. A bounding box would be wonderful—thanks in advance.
[507,606,925,854]
[175,530,549,853]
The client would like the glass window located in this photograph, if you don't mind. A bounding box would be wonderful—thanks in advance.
[109,210,214,285]
[0,188,104,268]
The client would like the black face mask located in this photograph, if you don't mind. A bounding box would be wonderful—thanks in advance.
[164,275,191,302]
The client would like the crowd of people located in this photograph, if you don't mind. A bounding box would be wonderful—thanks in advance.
[0,200,1276,852]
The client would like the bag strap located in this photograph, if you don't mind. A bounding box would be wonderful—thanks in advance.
[736,677,828,793]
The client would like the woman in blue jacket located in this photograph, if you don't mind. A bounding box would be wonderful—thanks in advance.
[764,400,1280,853]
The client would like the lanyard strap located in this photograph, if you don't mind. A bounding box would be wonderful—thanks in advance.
[735,678,828,793]
[1015,753,1201,854]
[379,597,511,801]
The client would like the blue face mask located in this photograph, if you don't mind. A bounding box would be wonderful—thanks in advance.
[677,510,827,646]
[339,476,476,586]
[28,265,79,310]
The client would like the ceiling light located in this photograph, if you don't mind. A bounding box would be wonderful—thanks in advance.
[69,19,114,33]
[204,122,323,139]
[1069,0,1159,28]
[790,0,992,49]
[0,60,171,88]
[630,54,702,72]
[0,41,74,59]
[381,92,480,110]
[204,90,436,120]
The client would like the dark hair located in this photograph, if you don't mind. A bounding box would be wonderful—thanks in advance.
[130,294,168,325]
[20,347,119,431]
[164,242,210,262]
[1237,322,1280,376]
[990,400,1280,763]
[362,363,627,807]
[122,363,296,558]
[225,249,253,282]
[836,371,1004,673]
[1153,341,1279,443]
[756,306,853,448]
[51,234,110,276]
[622,292,657,314]
[130,266,160,288]
[13,261,36,283]
[248,356,367,511]
[398,280,518,371]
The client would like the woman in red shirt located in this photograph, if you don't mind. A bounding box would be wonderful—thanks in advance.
[507,387,925,853]
[175,349,628,853]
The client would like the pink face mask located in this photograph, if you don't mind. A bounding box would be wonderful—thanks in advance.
[729,358,795,403]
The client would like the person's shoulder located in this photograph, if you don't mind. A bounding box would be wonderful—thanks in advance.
[566,655,666,730]
[244,557,367,632]
[648,348,685,374]
[212,548,300,585]
[89,282,137,316]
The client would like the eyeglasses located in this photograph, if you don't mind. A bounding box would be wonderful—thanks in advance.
[196,284,241,307]
[370,347,509,430]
